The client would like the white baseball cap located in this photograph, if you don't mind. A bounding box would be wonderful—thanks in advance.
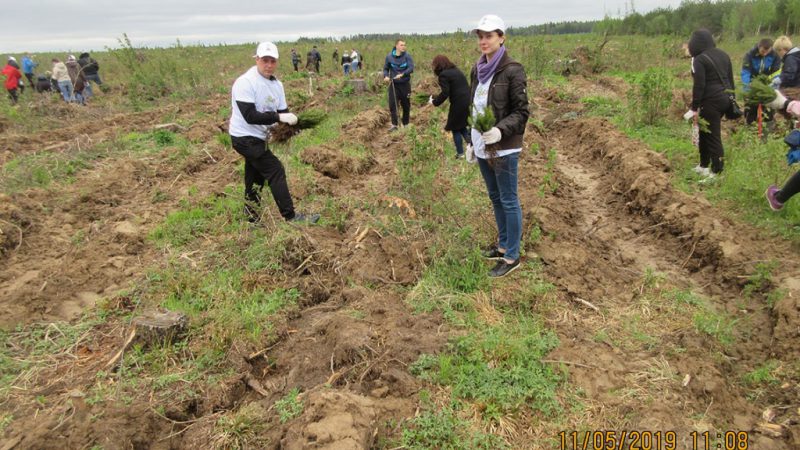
[475,15,506,33]
[8,56,16,62]
[254,42,279,59]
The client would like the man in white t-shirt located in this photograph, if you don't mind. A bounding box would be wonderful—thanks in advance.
[229,42,319,224]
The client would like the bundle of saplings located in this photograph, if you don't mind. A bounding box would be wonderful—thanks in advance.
[414,93,430,106]
[270,109,328,142]
[468,106,495,133]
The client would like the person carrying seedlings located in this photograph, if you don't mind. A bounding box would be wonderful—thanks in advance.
[383,39,414,131]
[741,38,781,125]
[78,52,102,97]
[429,54,470,159]
[763,90,800,211]
[469,15,529,278]
[229,42,319,224]
[290,48,300,72]
[683,29,735,182]
[21,53,37,88]
[51,58,73,102]
[2,57,23,105]
[772,36,800,97]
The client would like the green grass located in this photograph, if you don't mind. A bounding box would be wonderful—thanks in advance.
[742,360,780,386]
[274,388,304,423]
[400,399,508,450]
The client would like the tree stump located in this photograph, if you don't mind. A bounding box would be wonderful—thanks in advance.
[132,309,189,347]
[347,79,367,94]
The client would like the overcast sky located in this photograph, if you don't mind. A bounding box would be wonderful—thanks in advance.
[1,0,683,53]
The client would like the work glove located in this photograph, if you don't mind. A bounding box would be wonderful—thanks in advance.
[279,113,298,126]
[428,95,434,105]
[465,144,477,164]
[683,109,696,121]
[481,127,502,145]
[768,90,788,110]
[394,74,403,80]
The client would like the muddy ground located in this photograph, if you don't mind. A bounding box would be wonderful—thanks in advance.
[1,74,799,449]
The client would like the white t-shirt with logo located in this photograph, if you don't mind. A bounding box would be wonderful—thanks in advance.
[470,75,522,159]
[229,66,288,139]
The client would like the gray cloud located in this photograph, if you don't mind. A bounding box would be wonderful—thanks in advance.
[1,0,682,53]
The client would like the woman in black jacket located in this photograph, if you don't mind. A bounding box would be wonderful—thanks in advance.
[469,14,530,278]
[430,55,470,158]
[685,29,735,180]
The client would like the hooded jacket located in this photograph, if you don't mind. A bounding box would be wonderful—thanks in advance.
[688,29,734,110]
[2,63,22,90]
[66,60,86,92]
[432,66,470,131]
[469,51,530,151]
[78,53,99,76]
[22,56,37,74]
[780,48,800,89]
[383,48,414,85]
[741,45,780,86]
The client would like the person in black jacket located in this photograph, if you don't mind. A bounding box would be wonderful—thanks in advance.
[430,55,470,158]
[383,39,414,130]
[469,15,530,278]
[78,52,102,97]
[773,36,800,95]
[683,29,734,180]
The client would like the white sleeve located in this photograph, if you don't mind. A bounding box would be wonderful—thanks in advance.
[232,78,255,103]
[278,81,288,110]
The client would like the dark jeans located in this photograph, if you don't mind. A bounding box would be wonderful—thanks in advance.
[231,135,295,221]
[745,104,774,125]
[24,73,34,87]
[388,81,411,126]
[699,95,729,174]
[7,88,18,105]
[478,153,522,261]
[777,170,800,204]
[292,62,299,71]
[451,128,470,156]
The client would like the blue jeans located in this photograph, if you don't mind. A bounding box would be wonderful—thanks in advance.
[478,153,522,261]
[57,80,73,102]
[84,73,102,98]
[351,61,359,72]
[343,63,350,76]
[451,127,470,156]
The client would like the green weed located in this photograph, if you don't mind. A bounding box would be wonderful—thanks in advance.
[274,388,304,423]
[401,403,508,450]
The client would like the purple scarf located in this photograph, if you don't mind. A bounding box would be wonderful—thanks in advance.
[477,45,506,84]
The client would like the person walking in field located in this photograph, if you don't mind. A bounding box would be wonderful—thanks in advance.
[350,49,359,74]
[229,42,319,224]
[310,46,321,73]
[66,55,87,105]
[683,29,735,181]
[21,54,37,88]
[51,58,73,102]
[78,52,102,97]
[291,48,301,72]
[332,48,339,66]
[469,14,529,278]
[383,39,414,131]
[765,90,800,211]
[341,51,352,76]
[741,38,781,125]
[429,54,470,159]
[2,57,23,105]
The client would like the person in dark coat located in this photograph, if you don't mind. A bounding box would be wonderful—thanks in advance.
[684,29,734,180]
[741,38,781,124]
[383,39,414,130]
[773,36,800,98]
[430,54,470,158]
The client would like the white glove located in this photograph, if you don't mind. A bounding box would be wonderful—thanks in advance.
[465,144,477,164]
[768,90,788,110]
[279,113,298,126]
[482,127,502,145]
[770,76,781,89]
[683,109,696,121]
[428,95,434,105]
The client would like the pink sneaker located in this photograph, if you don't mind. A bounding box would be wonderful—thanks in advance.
[765,185,784,211]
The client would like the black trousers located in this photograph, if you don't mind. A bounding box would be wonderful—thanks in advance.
[777,170,800,204]
[231,135,295,220]
[745,104,774,125]
[24,73,34,87]
[388,81,411,126]
[699,95,730,174]
[7,88,18,105]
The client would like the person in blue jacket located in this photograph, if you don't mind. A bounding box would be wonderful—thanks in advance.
[383,39,414,130]
[21,54,37,87]
[741,39,781,124]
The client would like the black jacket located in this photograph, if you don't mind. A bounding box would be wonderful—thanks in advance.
[469,51,529,151]
[780,48,800,89]
[78,55,99,75]
[689,29,734,110]
[433,67,470,131]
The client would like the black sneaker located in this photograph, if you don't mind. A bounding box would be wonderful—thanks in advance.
[489,259,520,278]
[455,153,465,159]
[481,246,506,260]
[289,213,320,224]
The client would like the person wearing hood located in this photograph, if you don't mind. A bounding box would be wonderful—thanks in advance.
[383,39,414,130]
[430,54,470,159]
[6,57,24,94]
[2,57,23,105]
[51,58,73,102]
[773,36,800,95]
[21,54,38,87]
[469,15,530,278]
[741,38,781,124]
[65,55,87,104]
[683,29,734,181]
[78,52,101,97]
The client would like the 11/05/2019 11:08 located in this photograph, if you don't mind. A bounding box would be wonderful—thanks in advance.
[558,430,750,450]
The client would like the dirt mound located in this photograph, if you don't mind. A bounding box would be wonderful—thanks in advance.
[280,390,379,449]
[300,144,375,179]
[344,107,389,142]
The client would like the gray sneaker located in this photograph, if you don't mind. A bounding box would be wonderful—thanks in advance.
[289,213,320,224]
[489,259,520,278]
